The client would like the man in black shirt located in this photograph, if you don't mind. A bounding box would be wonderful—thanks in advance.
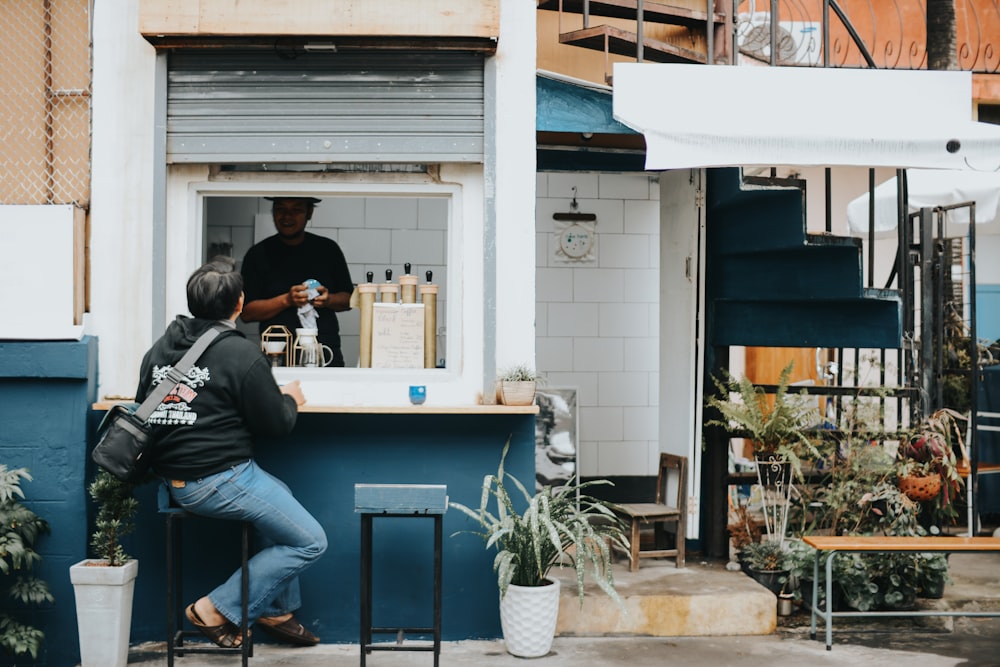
[241,197,354,366]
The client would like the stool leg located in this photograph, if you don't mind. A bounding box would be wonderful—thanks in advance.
[166,514,176,667]
[433,515,442,667]
[360,514,372,667]
[240,521,251,667]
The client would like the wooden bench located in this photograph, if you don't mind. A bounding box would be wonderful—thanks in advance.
[802,535,1000,650]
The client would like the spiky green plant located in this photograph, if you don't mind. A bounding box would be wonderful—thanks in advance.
[496,363,543,383]
[88,470,138,567]
[706,360,821,480]
[450,439,629,606]
[0,466,53,659]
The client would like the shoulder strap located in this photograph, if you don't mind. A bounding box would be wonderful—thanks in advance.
[133,327,223,422]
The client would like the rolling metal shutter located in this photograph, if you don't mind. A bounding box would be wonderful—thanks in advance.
[166,50,484,163]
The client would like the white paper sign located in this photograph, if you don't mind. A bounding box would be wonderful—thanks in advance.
[371,303,425,369]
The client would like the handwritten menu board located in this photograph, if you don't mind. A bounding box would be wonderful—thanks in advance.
[371,303,425,368]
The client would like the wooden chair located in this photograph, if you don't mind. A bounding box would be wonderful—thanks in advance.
[614,453,687,571]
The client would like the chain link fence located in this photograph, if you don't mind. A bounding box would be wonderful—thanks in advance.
[0,0,91,206]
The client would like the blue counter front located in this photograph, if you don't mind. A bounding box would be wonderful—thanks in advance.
[124,410,536,645]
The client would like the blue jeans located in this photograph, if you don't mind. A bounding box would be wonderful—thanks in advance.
[166,459,328,625]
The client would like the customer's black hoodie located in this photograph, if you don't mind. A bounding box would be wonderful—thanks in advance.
[135,315,297,480]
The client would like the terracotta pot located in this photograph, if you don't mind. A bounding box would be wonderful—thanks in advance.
[898,473,943,501]
[496,380,536,406]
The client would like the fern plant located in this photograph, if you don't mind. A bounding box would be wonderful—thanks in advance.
[706,360,821,480]
[450,439,629,606]
[0,465,54,660]
[88,470,139,567]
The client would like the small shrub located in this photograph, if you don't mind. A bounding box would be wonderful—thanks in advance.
[88,470,139,567]
[0,466,54,659]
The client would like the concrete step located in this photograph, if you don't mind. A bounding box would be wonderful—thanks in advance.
[551,558,777,637]
[551,551,1000,638]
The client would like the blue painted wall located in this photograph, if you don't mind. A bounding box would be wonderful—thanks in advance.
[124,412,536,645]
[0,338,97,667]
[978,284,1000,344]
[0,337,533,664]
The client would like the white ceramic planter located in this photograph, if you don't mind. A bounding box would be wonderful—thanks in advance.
[70,559,138,667]
[499,578,561,658]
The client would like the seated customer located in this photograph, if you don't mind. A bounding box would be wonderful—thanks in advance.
[135,258,327,647]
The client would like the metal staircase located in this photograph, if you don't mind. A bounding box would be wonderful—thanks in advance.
[538,0,728,80]
[706,168,903,349]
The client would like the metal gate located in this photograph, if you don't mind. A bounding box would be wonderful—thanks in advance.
[166,49,485,164]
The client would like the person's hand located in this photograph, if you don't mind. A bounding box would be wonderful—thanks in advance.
[280,380,306,406]
[287,284,309,308]
[311,286,330,309]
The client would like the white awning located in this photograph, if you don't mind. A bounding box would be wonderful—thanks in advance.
[613,63,1000,171]
[846,168,1000,237]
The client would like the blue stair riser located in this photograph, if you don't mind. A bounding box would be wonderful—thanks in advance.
[712,299,902,349]
[714,247,865,300]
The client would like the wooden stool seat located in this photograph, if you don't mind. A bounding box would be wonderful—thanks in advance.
[615,453,687,571]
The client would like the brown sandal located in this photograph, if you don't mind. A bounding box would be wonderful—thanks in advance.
[257,614,320,646]
[185,603,245,648]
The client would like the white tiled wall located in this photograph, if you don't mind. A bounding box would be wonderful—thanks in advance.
[204,196,449,367]
[536,172,660,478]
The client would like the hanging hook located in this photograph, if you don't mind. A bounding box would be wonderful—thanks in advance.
[553,186,597,222]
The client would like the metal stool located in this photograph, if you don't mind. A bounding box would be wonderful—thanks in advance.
[355,484,447,667]
[158,484,253,667]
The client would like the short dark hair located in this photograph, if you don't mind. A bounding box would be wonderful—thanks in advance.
[187,258,243,320]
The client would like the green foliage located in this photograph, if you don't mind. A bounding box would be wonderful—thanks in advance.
[496,364,543,383]
[450,439,629,606]
[0,466,53,660]
[88,471,139,567]
[706,361,821,480]
[916,553,950,597]
[741,539,787,571]
[897,407,966,523]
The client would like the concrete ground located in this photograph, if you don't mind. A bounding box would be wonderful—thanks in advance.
[125,550,1000,667]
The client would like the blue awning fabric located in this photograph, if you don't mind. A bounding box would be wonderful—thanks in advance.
[537,71,636,135]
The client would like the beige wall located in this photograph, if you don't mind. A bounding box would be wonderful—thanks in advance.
[139,0,498,38]
[0,0,91,206]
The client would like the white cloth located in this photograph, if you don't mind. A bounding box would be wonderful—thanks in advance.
[612,63,1000,171]
[846,169,1000,237]
[297,304,318,330]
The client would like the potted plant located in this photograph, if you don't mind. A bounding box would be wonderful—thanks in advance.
[495,363,542,406]
[896,408,965,522]
[740,539,789,596]
[0,466,54,660]
[70,470,140,667]
[450,440,629,658]
[916,552,950,599]
[706,361,822,484]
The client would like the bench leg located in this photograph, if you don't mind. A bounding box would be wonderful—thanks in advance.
[809,549,818,641]
[825,551,836,650]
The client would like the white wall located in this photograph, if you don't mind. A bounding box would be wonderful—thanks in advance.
[535,172,660,477]
[89,1,157,396]
[87,0,536,403]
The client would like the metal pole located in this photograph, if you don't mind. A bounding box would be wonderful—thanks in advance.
[637,0,645,62]
[920,207,935,418]
[770,0,778,66]
[970,202,980,531]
